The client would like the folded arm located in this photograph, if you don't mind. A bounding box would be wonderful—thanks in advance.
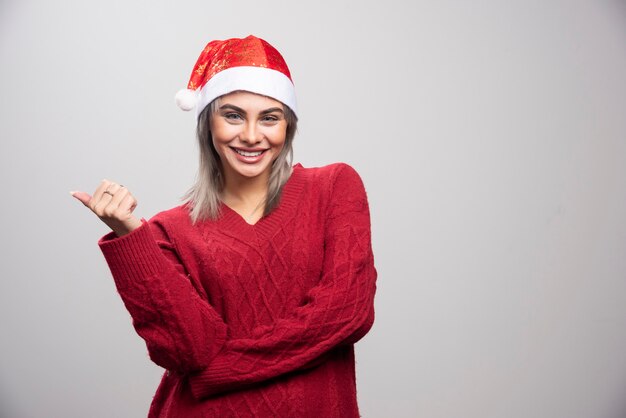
[187,164,377,399]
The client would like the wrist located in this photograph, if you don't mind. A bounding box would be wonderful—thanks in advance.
[112,217,143,237]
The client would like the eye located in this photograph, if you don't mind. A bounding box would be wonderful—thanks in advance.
[224,112,243,121]
[261,115,280,123]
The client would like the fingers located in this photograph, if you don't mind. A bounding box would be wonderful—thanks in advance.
[102,186,132,218]
[90,180,112,212]
[70,191,92,206]
[92,180,122,214]
[72,179,140,236]
[118,193,138,217]
[82,179,134,219]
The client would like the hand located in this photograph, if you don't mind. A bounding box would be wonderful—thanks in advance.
[70,179,143,237]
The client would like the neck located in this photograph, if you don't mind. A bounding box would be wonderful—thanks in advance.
[221,166,270,207]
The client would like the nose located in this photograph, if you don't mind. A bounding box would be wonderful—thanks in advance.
[240,120,262,145]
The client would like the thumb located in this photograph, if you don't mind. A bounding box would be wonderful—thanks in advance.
[70,190,92,206]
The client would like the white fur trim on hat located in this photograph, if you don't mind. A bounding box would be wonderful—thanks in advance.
[194,66,298,119]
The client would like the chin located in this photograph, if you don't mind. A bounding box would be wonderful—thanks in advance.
[230,161,272,178]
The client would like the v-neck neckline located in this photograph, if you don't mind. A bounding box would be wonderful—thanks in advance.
[215,163,305,240]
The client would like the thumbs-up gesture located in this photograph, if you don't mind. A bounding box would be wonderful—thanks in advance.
[71,179,143,237]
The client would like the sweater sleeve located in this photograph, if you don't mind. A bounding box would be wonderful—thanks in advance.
[98,214,227,373]
[187,163,377,400]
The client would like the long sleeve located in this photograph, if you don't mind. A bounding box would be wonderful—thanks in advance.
[98,216,227,373]
[187,163,377,400]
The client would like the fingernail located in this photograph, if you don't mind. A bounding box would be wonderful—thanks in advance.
[69,190,76,196]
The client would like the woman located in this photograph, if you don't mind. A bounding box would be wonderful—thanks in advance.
[71,35,377,418]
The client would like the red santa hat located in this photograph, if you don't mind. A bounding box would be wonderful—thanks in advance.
[175,35,298,119]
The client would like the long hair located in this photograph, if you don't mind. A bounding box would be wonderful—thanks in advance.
[180,92,298,225]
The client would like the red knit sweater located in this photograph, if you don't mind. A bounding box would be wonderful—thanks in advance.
[98,162,377,418]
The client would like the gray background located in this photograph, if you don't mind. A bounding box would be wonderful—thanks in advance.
[1,0,626,417]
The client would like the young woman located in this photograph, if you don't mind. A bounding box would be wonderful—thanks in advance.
[71,35,377,418]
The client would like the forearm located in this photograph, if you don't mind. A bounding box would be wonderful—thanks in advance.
[186,258,376,399]
[99,218,227,372]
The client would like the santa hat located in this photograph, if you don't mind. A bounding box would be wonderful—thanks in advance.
[175,35,298,119]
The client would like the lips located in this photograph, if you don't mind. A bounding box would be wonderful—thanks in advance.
[232,147,267,157]
[229,146,268,163]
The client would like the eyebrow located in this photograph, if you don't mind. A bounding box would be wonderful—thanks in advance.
[219,104,284,115]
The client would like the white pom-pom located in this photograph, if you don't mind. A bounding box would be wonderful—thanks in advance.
[175,89,198,111]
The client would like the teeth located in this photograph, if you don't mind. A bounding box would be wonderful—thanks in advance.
[235,148,263,157]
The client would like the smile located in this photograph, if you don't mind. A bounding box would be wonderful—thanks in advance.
[231,147,267,157]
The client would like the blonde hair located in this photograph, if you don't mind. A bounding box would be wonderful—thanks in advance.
[180,92,298,224]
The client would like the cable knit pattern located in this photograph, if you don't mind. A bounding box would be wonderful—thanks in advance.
[98,162,377,418]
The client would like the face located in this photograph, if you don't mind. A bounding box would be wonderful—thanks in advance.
[210,90,288,181]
